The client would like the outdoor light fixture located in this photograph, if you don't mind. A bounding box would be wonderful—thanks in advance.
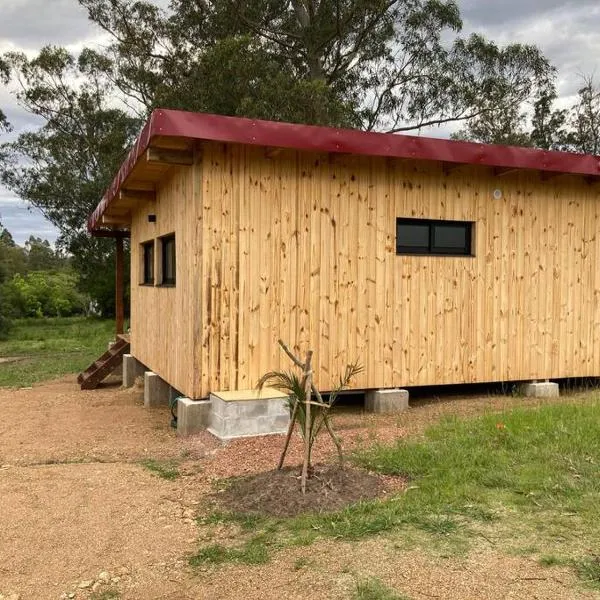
[148,214,157,222]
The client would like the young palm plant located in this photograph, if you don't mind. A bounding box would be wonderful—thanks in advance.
[258,340,362,490]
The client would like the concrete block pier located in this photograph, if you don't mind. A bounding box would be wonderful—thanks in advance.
[122,354,146,388]
[365,388,410,414]
[143,371,171,408]
[177,398,212,436]
[519,380,559,398]
[208,388,290,440]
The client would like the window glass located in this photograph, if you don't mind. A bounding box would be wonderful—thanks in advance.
[397,222,429,248]
[161,235,176,285]
[141,241,154,285]
[432,223,468,249]
[396,218,472,256]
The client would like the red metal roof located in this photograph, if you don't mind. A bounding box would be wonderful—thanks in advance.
[88,108,600,231]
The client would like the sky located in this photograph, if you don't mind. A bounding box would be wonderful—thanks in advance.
[0,0,599,245]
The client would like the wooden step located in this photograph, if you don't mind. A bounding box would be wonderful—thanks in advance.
[78,339,131,390]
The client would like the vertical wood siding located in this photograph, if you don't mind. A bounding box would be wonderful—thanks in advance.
[130,161,201,397]
[131,142,600,398]
[195,142,600,397]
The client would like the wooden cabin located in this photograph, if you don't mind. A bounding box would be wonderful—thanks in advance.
[88,109,600,400]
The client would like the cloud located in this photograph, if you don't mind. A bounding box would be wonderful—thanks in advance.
[460,0,599,28]
[0,190,59,245]
[1,0,600,242]
[0,0,97,49]
[458,0,600,100]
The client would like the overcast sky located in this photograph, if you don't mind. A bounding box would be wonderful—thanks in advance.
[1,0,599,244]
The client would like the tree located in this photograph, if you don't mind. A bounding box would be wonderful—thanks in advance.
[259,340,362,492]
[455,76,600,154]
[0,57,11,180]
[0,47,140,315]
[0,223,27,280]
[79,0,554,133]
[0,56,9,132]
[529,85,568,150]
[24,236,61,271]
[0,219,12,339]
[1,1,556,318]
[452,101,531,146]
[563,77,600,154]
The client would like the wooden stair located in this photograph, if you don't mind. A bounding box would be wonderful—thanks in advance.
[78,335,130,390]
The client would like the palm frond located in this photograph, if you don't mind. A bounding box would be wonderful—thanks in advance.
[260,344,363,477]
[257,369,306,417]
[329,360,364,407]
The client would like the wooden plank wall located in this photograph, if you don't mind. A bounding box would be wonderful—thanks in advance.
[130,161,201,398]
[195,141,600,397]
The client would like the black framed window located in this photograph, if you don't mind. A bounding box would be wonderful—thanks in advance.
[160,234,176,285]
[141,240,154,285]
[396,218,473,256]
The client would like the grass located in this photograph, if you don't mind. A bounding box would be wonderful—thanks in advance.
[353,578,410,600]
[0,316,115,387]
[353,401,600,534]
[140,458,180,481]
[573,555,600,588]
[193,399,600,590]
[189,537,270,566]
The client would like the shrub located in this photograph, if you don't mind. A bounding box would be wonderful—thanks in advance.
[2,270,88,318]
[0,295,10,339]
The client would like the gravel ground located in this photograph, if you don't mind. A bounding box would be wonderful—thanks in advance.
[0,376,597,599]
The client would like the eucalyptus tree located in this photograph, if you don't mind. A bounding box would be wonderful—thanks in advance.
[79,0,554,132]
[1,0,558,314]
[0,47,140,314]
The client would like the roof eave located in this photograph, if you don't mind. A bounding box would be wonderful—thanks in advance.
[88,109,600,232]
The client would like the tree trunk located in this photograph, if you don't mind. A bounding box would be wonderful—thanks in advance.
[301,350,313,494]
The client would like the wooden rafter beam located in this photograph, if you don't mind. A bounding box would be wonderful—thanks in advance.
[146,147,194,166]
[264,147,283,159]
[151,135,194,151]
[119,189,156,203]
[442,162,462,175]
[102,215,131,226]
[584,175,600,185]
[121,181,155,192]
[91,229,130,238]
[493,166,522,177]
[539,171,563,182]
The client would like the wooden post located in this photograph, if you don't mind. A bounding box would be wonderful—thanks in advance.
[115,235,124,336]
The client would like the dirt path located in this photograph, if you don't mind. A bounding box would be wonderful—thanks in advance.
[0,377,597,599]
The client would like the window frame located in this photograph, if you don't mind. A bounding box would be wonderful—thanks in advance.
[159,233,176,286]
[140,240,155,285]
[396,217,474,257]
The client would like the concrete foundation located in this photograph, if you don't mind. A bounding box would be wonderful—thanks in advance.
[519,381,559,398]
[144,371,171,408]
[208,388,290,440]
[365,388,409,414]
[122,354,146,388]
[177,397,212,436]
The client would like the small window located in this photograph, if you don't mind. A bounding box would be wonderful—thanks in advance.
[396,218,473,256]
[141,240,154,285]
[160,234,176,285]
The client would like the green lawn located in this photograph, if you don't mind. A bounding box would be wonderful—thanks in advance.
[0,317,116,387]
[195,399,600,589]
